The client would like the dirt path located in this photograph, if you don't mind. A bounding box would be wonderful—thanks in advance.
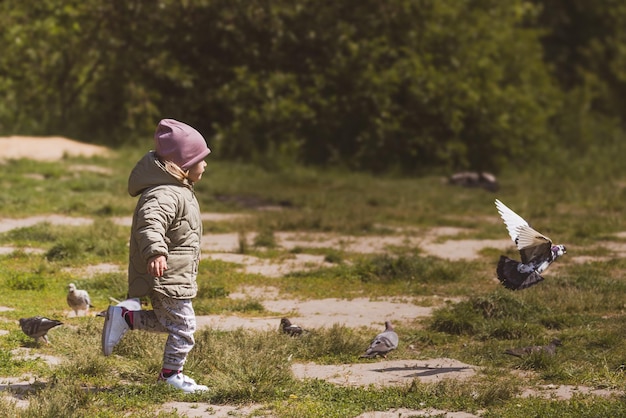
[0,136,110,161]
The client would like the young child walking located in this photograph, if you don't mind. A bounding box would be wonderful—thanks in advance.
[102,118,211,393]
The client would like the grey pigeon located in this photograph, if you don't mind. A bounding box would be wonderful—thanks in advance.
[495,199,567,290]
[19,316,63,344]
[505,338,562,358]
[361,321,399,359]
[280,317,306,336]
[67,283,94,316]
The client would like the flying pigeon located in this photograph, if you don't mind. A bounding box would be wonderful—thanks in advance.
[279,318,306,337]
[495,199,567,290]
[505,338,562,358]
[361,321,399,359]
[19,316,63,344]
[67,283,94,316]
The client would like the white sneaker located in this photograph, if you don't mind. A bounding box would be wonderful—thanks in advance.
[162,373,209,393]
[101,305,129,356]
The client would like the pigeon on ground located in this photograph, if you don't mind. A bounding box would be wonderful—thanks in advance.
[279,318,307,336]
[361,321,399,359]
[67,283,94,316]
[495,199,567,290]
[448,171,499,192]
[19,316,63,344]
[505,338,562,358]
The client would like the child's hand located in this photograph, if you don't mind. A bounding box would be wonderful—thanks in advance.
[148,255,168,277]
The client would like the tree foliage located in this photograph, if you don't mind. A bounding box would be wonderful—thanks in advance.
[0,0,623,174]
[530,0,626,151]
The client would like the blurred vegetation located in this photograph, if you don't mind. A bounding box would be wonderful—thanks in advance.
[1,1,625,175]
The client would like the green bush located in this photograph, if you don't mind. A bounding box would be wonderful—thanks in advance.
[430,292,551,337]
[354,254,467,284]
[0,0,582,174]
[470,291,542,320]
[6,271,46,291]
[430,305,479,336]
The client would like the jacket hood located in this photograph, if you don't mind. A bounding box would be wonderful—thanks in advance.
[128,151,186,197]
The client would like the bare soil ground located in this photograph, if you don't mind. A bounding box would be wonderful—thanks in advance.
[0,136,110,161]
[2,137,626,417]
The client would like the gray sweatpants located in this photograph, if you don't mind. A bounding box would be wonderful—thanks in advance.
[133,291,196,371]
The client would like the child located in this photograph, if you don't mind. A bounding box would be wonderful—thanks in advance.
[102,118,211,393]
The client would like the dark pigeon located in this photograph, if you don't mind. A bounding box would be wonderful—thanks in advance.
[495,199,566,290]
[361,321,399,359]
[505,338,562,358]
[280,318,306,337]
[448,171,499,192]
[19,316,63,344]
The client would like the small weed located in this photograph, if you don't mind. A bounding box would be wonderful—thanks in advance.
[197,286,230,299]
[191,328,294,402]
[290,324,369,363]
[486,319,543,340]
[323,251,343,264]
[353,254,471,285]
[470,291,541,320]
[193,297,265,315]
[430,306,480,335]
[42,221,128,264]
[0,350,40,375]
[237,230,249,254]
[254,228,277,248]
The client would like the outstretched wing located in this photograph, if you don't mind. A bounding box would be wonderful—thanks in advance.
[495,199,529,243]
[495,199,553,264]
[516,227,552,265]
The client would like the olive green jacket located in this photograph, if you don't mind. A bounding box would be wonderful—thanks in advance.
[127,151,202,299]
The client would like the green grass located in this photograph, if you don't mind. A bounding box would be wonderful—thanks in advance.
[0,142,626,416]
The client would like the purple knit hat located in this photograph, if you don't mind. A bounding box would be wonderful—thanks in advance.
[154,119,211,170]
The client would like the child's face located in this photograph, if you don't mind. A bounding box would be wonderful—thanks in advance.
[187,160,207,182]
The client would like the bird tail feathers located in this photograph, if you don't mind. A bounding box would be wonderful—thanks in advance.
[497,256,544,290]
